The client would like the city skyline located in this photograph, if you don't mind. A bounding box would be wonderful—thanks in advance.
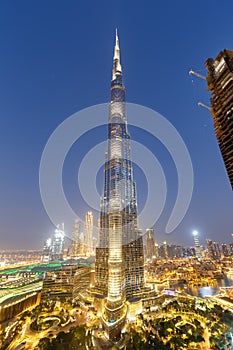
[1,1,233,250]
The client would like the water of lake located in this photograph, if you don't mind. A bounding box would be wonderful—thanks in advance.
[178,274,233,298]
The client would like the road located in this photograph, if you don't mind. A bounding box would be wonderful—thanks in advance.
[213,296,233,311]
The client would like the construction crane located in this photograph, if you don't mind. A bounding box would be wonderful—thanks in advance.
[189,69,206,80]
[189,69,211,113]
[198,102,211,111]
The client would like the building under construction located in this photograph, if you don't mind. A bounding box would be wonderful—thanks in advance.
[205,49,233,190]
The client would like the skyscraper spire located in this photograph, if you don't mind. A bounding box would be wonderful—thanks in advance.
[112,28,122,80]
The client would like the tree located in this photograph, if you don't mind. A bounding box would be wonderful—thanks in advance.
[168,336,185,349]
[36,337,53,350]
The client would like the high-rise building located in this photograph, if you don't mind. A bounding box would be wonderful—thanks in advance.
[50,224,65,261]
[213,241,221,259]
[169,244,183,258]
[159,241,168,259]
[185,247,196,257]
[206,239,214,260]
[222,243,229,257]
[154,243,159,259]
[145,229,155,260]
[192,230,201,258]
[206,50,233,190]
[229,243,233,256]
[84,211,93,256]
[42,225,65,262]
[94,30,144,340]
[79,232,84,256]
[41,238,52,263]
[70,220,82,257]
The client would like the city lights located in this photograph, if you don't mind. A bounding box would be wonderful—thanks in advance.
[1,11,233,350]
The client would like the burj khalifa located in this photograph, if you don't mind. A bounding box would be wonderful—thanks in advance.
[94,30,144,340]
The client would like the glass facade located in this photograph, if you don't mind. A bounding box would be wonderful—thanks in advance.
[94,31,144,340]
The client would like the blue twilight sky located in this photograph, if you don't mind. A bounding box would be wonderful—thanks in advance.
[0,0,233,250]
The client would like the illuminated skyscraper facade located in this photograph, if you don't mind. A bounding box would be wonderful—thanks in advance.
[94,31,144,340]
[206,239,214,260]
[213,241,221,259]
[70,219,82,257]
[160,241,168,259]
[192,230,201,258]
[222,243,229,257]
[50,224,65,261]
[206,50,233,190]
[84,211,93,256]
[145,229,155,260]
[42,238,52,263]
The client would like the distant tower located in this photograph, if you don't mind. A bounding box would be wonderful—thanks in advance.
[192,230,201,258]
[163,241,168,259]
[222,243,229,257]
[206,239,214,260]
[206,50,233,190]
[84,211,93,256]
[213,241,221,259]
[160,241,168,259]
[71,220,82,257]
[79,232,85,256]
[229,243,233,256]
[42,238,52,262]
[50,224,65,261]
[154,243,159,259]
[145,229,155,260]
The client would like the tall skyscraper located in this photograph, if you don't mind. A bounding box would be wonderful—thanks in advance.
[50,224,65,261]
[170,244,183,258]
[206,239,214,260]
[94,30,144,340]
[160,241,168,259]
[145,229,155,260]
[154,243,159,259]
[192,230,201,258]
[229,243,233,256]
[41,238,52,263]
[222,243,229,257]
[84,211,93,256]
[70,219,81,257]
[206,50,233,190]
[213,241,221,259]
